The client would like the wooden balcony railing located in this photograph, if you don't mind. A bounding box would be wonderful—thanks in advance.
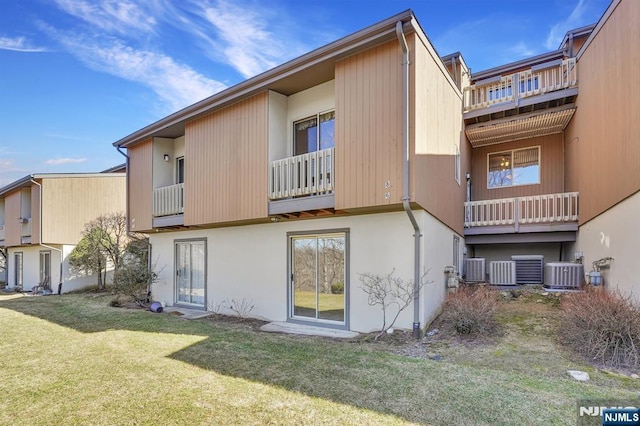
[269,147,334,200]
[464,58,577,112]
[153,183,184,217]
[464,192,579,229]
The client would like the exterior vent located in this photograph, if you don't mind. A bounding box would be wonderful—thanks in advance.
[489,261,517,285]
[544,262,584,289]
[465,258,485,282]
[511,255,544,284]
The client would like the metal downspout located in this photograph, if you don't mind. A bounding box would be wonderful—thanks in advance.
[116,146,130,234]
[396,21,422,339]
[30,179,64,294]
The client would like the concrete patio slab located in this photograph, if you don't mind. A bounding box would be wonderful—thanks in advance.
[163,306,213,320]
[260,321,359,339]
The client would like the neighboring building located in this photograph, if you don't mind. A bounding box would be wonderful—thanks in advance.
[463,0,639,301]
[113,0,639,333]
[0,172,126,293]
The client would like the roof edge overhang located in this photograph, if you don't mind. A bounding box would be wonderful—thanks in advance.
[471,49,565,81]
[0,173,126,198]
[114,9,417,149]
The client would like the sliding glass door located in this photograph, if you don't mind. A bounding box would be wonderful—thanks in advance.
[290,232,346,324]
[175,240,206,307]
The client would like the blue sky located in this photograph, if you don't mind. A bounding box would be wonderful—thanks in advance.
[0,0,610,187]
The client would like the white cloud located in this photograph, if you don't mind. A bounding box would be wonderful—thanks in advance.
[48,30,226,111]
[507,42,535,59]
[54,0,157,36]
[194,0,301,78]
[545,0,587,50]
[0,36,47,52]
[45,157,88,165]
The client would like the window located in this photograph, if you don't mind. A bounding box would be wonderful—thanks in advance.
[488,146,540,188]
[294,111,335,155]
[453,236,460,273]
[14,252,23,287]
[289,230,347,325]
[39,251,51,285]
[176,157,184,184]
[489,85,512,102]
[520,76,539,93]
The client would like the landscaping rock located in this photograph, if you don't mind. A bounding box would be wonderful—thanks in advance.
[567,370,590,381]
[631,374,639,379]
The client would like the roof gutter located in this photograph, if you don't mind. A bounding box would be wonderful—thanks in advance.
[116,146,131,234]
[396,21,422,339]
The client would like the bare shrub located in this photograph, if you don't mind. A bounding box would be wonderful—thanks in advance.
[360,269,430,340]
[559,287,640,369]
[444,285,498,335]
[211,298,255,319]
[113,262,156,306]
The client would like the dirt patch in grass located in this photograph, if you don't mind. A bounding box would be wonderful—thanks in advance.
[204,313,269,332]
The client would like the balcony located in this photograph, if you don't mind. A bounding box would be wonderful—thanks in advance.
[464,192,579,243]
[464,58,577,114]
[152,183,184,227]
[268,147,335,215]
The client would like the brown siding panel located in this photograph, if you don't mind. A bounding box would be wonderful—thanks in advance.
[184,93,268,225]
[129,139,153,232]
[411,34,466,235]
[565,0,640,224]
[4,191,21,246]
[470,134,564,201]
[335,40,403,210]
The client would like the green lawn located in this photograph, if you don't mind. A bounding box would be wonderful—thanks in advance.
[0,293,638,425]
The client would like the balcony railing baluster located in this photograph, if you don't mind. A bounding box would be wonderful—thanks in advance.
[463,58,577,112]
[269,147,335,200]
[464,192,578,228]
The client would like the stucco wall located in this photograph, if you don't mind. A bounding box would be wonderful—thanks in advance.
[573,191,640,302]
[149,211,461,333]
[5,244,112,293]
[7,245,60,291]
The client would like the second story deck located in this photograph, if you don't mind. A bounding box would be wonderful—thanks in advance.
[464,192,579,244]
[464,57,577,124]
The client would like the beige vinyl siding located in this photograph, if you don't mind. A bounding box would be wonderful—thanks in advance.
[128,139,154,232]
[40,176,126,245]
[565,0,640,224]
[4,191,21,246]
[471,134,563,201]
[335,39,403,210]
[184,93,268,225]
[30,183,40,245]
[411,33,466,235]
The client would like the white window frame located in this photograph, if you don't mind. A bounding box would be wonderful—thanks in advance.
[487,146,541,189]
